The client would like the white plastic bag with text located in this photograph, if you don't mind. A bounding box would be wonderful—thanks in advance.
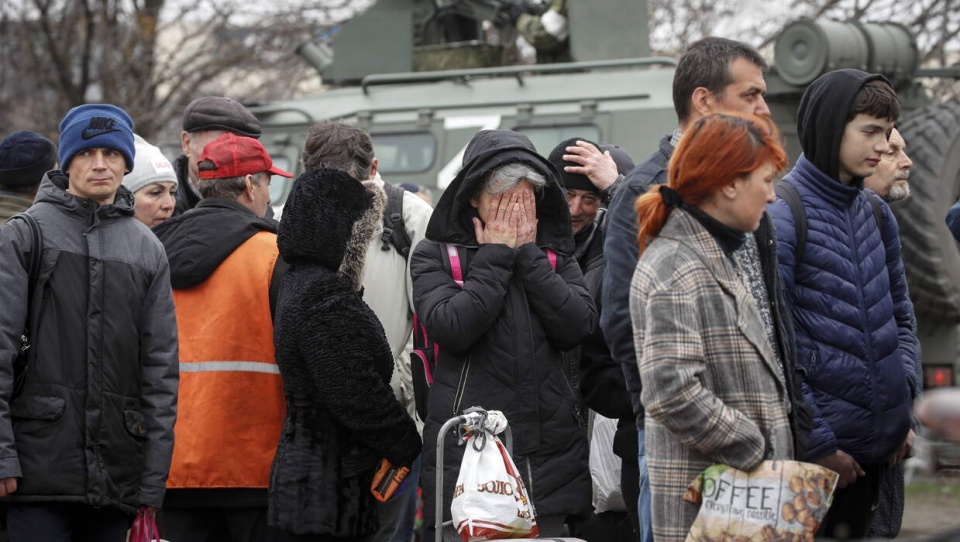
[450,413,538,541]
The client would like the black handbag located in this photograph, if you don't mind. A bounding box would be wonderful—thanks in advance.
[6,212,42,397]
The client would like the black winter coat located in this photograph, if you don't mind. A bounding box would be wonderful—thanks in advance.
[268,169,421,537]
[412,130,597,526]
[574,210,632,422]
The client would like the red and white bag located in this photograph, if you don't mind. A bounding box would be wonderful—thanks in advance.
[451,410,538,541]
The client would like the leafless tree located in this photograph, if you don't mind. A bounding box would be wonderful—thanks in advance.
[2,0,955,142]
[0,0,367,141]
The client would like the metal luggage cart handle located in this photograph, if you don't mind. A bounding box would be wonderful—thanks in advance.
[435,409,513,542]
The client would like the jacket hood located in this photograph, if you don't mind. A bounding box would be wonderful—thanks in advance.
[797,69,888,181]
[425,129,574,254]
[277,168,385,290]
[153,198,277,288]
[34,169,136,218]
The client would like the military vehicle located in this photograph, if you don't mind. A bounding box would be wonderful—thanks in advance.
[249,0,960,396]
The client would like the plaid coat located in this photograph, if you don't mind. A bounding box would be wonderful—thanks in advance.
[630,209,794,542]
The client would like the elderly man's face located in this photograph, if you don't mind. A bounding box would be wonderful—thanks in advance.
[567,188,601,234]
[865,128,912,202]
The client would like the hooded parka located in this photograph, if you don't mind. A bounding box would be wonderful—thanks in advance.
[0,172,179,512]
[268,169,422,537]
[411,130,597,528]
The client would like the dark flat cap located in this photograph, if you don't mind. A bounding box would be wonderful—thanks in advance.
[0,131,57,189]
[182,96,262,138]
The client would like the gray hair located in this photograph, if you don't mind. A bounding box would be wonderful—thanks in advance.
[481,163,547,196]
[195,162,268,199]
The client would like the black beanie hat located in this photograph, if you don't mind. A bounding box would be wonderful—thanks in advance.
[0,131,58,190]
[548,137,601,192]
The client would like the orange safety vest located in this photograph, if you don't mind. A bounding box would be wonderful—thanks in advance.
[167,231,286,489]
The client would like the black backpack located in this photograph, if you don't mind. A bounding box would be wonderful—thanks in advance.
[380,182,412,259]
[775,182,885,262]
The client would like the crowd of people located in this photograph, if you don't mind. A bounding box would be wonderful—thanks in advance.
[0,31,947,542]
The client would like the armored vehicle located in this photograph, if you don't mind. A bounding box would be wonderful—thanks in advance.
[249,0,960,392]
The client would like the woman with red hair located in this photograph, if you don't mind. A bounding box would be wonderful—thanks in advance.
[629,113,794,541]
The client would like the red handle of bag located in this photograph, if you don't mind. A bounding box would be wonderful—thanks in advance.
[130,506,161,542]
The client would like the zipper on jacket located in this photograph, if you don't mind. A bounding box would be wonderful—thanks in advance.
[525,456,535,497]
[846,202,882,455]
[519,279,583,428]
[561,371,584,427]
[452,355,472,415]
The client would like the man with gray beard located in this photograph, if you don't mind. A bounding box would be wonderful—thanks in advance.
[865,127,912,202]
[864,125,918,539]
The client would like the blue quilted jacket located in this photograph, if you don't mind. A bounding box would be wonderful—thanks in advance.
[769,156,920,464]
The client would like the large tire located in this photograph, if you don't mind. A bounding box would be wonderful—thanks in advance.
[892,102,960,322]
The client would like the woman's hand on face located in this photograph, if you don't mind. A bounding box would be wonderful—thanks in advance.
[516,189,538,246]
[473,193,520,248]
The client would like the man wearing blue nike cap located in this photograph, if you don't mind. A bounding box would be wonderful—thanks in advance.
[0,103,179,540]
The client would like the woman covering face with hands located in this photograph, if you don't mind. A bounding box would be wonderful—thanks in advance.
[470,165,539,247]
[411,129,597,540]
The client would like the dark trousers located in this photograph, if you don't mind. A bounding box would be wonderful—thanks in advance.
[161,506,292,542]
[6,503,132,542]
[866,461,904,538]
[818,463,883,540]
[617,427,641,538]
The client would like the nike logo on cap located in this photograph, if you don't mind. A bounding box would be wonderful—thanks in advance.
[81,117,121,140]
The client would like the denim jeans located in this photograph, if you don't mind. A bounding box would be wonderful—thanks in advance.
[389,456,422,542]
[637,429,654,542]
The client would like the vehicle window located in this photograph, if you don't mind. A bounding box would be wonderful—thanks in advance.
[268,156,294,206]
[372,132,436,174]
[513,125,602,156]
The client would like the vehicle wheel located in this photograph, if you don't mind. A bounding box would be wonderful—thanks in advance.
[892,102,960,322]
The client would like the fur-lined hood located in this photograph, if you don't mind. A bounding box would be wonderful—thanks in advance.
[277,168,384,289]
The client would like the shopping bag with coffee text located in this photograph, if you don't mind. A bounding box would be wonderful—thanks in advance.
[684,460,838,542]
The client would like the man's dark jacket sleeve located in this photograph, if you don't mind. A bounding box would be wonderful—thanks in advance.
[600,137,671,428]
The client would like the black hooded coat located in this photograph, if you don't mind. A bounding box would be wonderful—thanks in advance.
[267,169,421,537]
[411,130,597,526]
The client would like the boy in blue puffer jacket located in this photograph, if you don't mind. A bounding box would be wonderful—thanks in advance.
[768,69,921,539]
